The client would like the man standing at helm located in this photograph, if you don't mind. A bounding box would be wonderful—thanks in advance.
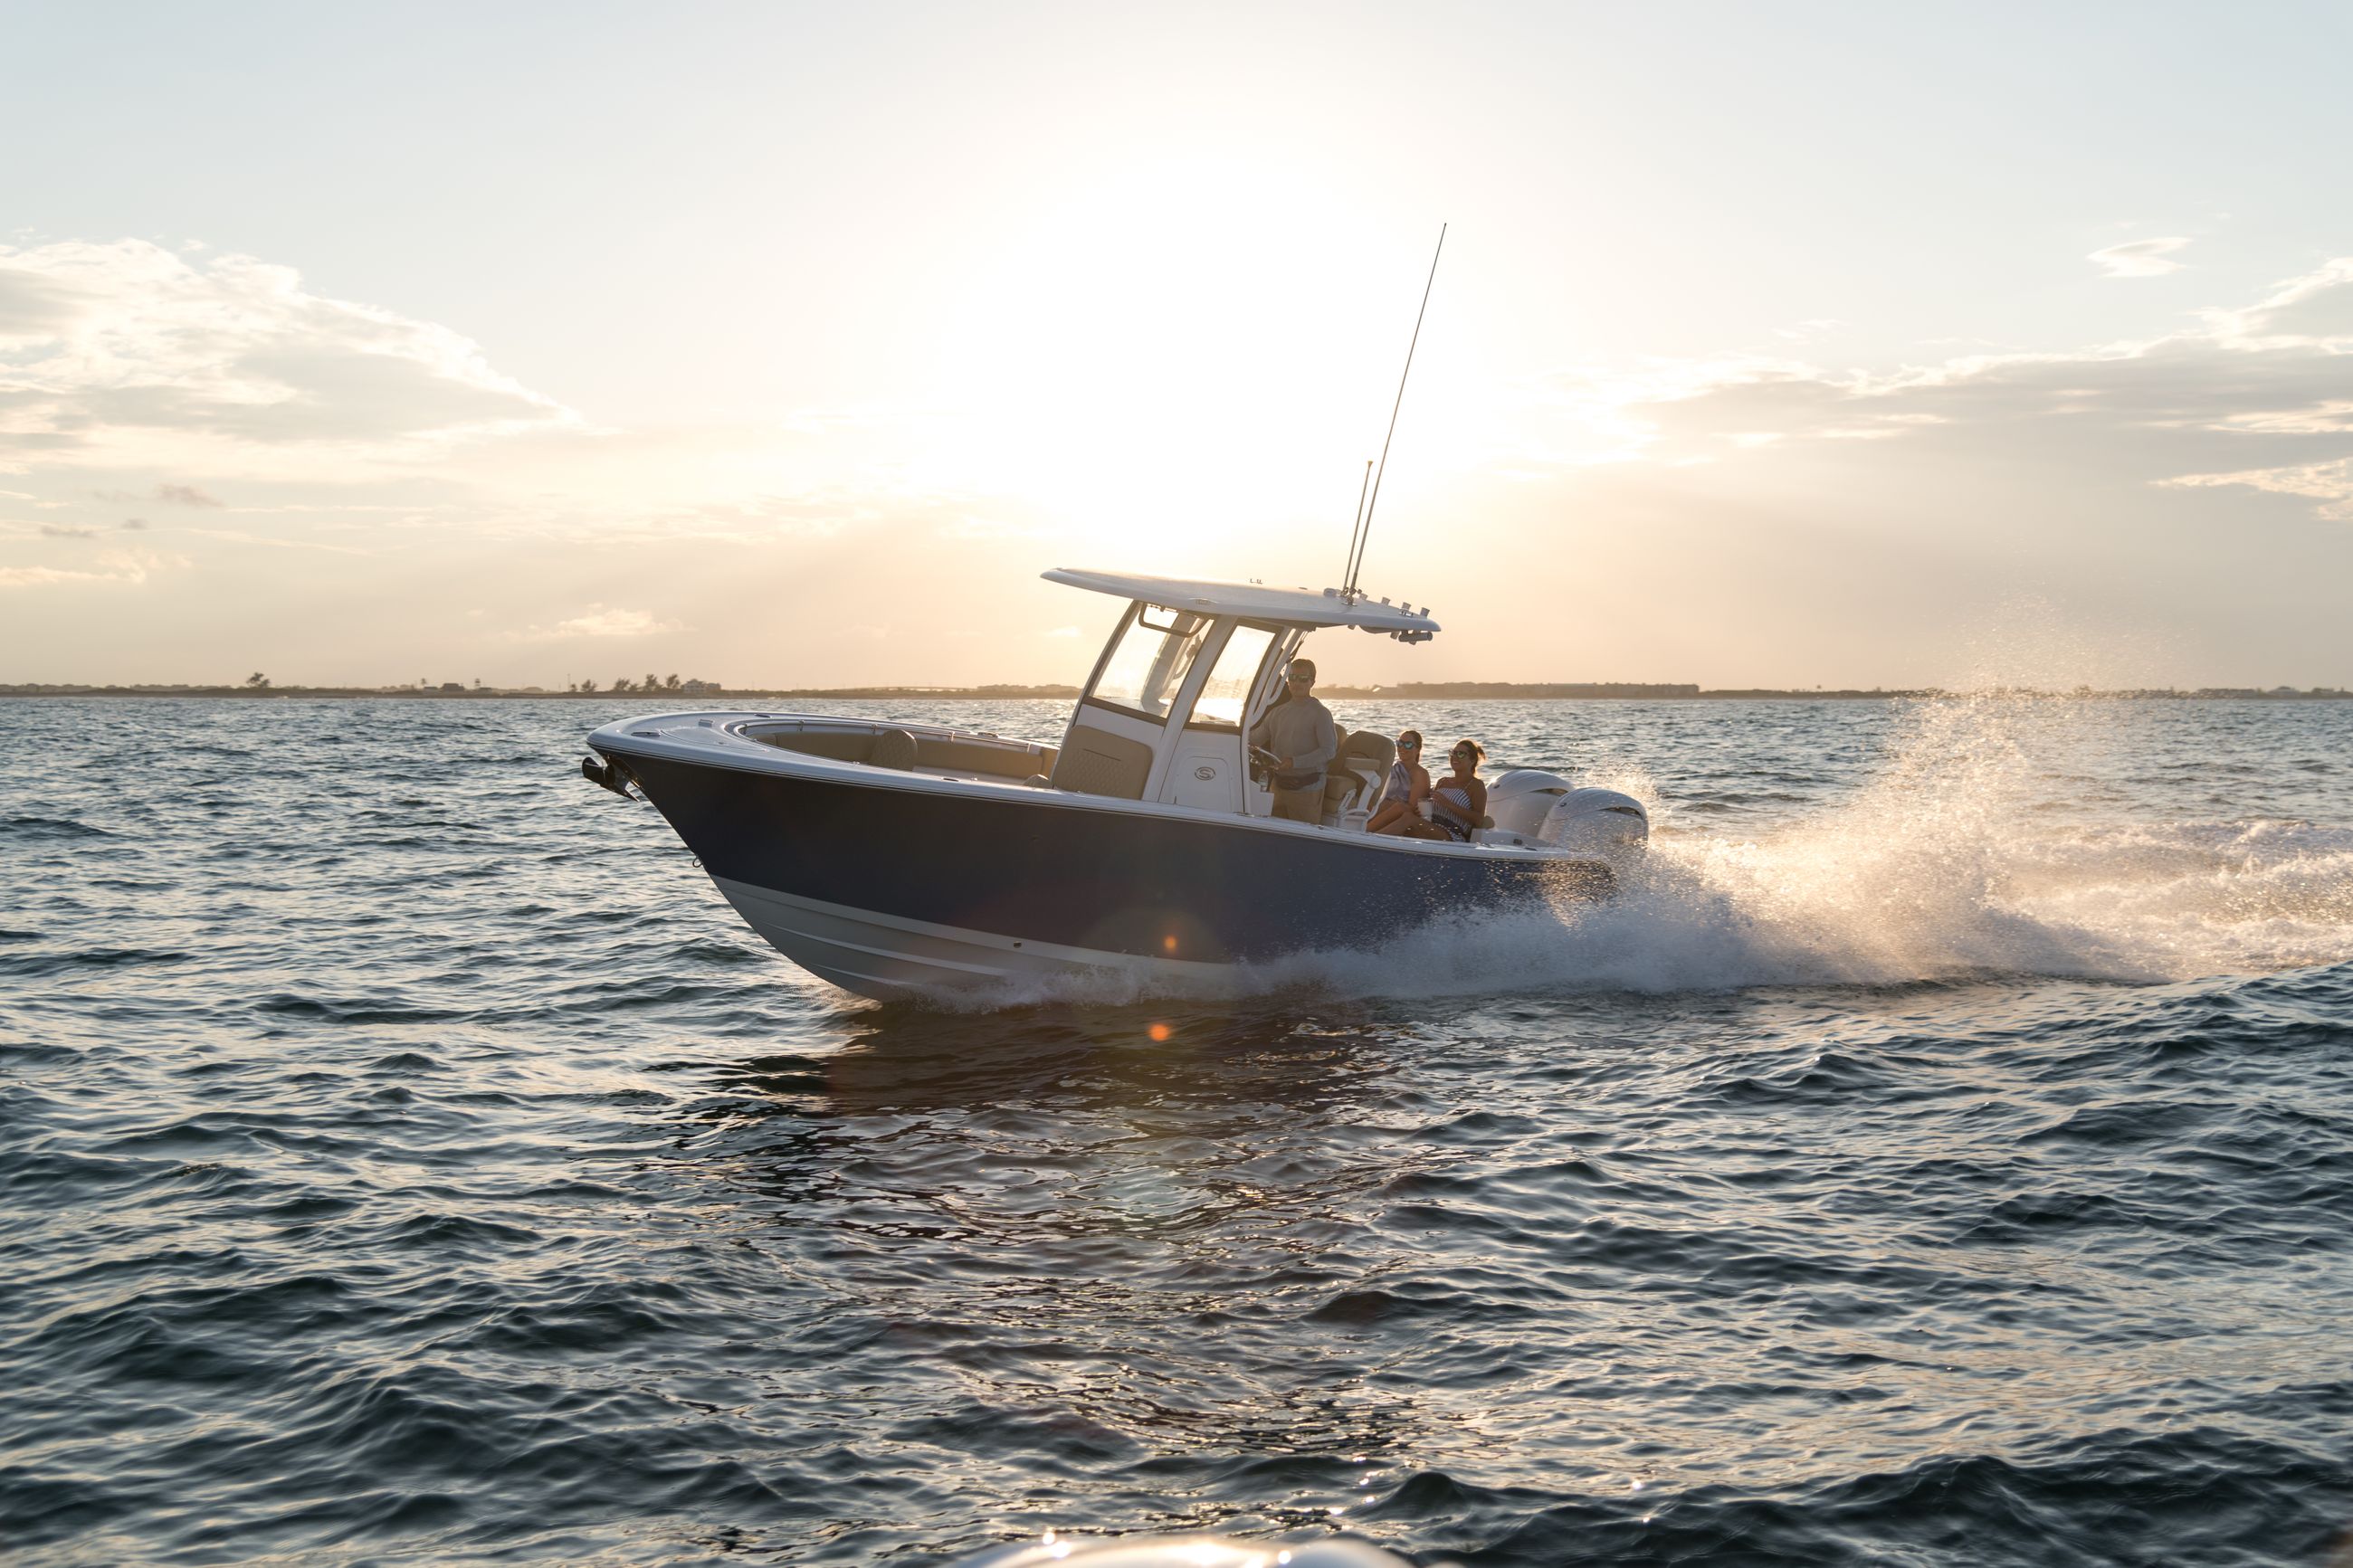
[1250,657,1338,824]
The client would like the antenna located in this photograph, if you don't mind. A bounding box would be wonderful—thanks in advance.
[1344,222,1446,602]
[1339,459,1373,594]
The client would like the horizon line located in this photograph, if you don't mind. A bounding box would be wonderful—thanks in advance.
[5,679,2349,701]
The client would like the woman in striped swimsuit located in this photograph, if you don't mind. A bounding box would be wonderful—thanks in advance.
[1383,737,1487,841]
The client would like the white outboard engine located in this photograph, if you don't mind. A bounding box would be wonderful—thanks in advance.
[1486,768,1577,837]
[1544,786,1649,855]
[1486,769,1649,854]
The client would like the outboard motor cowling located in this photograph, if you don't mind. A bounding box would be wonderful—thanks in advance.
[1541,787,1650,854]
[1485,768,1575,838]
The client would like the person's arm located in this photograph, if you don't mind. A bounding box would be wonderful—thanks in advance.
[1248,707,1281,763]
[1409,765,1432,803]
[1297,706,1338,773]
[1468,777,1489,822]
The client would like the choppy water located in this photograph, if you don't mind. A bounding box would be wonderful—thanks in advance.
[5,694,2350,1565]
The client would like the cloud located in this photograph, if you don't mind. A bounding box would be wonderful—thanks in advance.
[2207,257,2353,345]
[186,526,372,556]
[0,241,1025,557]
[1528,256,2353,526]
[0,565,105,587]
[590,481,1002,546]
[0,265,82,337]
[2089,237,2191,279]
[0,241,575,464]
[0,546,186,589]
[38,522,100,538]
[90,481,225,508]
[2164,457,2353,521]
[507,603,681,641]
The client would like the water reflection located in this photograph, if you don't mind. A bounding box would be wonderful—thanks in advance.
[697,999,1436,1267]
[731,1000,1404,1118]
[678,1001,1464,1505]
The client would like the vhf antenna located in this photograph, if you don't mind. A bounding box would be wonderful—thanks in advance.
[1341,459,1373,590]
[1342,222,1446,603]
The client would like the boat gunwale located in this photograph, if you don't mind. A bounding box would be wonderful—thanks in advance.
[589,711,1598,867]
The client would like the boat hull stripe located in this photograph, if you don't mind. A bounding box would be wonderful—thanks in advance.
[615,750,1607,965]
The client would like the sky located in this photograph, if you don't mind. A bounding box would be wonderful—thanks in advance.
[3,0,2349,690]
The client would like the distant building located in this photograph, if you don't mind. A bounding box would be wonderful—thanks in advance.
[681,679,720,693]
[438,681,465,692]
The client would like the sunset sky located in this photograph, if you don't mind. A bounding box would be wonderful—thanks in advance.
[4,1,2349,689]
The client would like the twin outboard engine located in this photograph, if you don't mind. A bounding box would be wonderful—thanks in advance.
[1486,769,1650,854]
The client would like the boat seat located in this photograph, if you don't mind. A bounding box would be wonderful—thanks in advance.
[912,735,1051,778]
[757,727,1053,780]
[1319,729,1398,820]
[761,729,877,763]
[1345,727,1397,774]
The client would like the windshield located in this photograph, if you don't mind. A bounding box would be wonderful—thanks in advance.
[1190,624,1275,728]
[1090,604,1207,719]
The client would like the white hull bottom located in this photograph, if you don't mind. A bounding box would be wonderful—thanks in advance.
[712,879,1224,1001]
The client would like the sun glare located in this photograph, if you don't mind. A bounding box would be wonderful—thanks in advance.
[906,160,1497,562]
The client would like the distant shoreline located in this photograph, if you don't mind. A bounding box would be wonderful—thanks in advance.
[5,682,2347,701]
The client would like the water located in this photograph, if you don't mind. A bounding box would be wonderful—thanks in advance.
[4,695,2350,1565]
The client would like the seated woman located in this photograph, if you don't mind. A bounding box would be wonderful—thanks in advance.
[1365,729,1430,834]
[1382,737,1486,841]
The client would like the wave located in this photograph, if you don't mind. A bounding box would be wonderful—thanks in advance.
[1352,1419,2353,1565]
[1,814,111,840]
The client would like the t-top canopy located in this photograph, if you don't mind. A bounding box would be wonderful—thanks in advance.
[1043,567,1441,639]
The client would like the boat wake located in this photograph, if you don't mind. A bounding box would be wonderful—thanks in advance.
[930,694,2353,1010]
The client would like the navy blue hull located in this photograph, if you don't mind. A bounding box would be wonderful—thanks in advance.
[605,750,1609,965]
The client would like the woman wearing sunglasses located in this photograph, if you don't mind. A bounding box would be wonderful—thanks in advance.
[1380,737,1487,842]
[1365,729,1430,835]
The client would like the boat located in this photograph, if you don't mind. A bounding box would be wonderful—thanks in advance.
[581,566,1648,1001]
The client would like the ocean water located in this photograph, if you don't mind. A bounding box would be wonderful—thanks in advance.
[4,694,2350,1566]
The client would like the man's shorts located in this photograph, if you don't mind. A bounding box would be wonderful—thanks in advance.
[1270,784,1323,823]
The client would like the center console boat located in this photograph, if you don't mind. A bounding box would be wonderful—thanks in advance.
[583,567,1647,1000]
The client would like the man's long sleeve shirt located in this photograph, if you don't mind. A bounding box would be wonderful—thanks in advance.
[1250,696,1338,777]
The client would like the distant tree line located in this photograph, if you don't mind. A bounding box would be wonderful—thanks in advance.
[568,673,713,694]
